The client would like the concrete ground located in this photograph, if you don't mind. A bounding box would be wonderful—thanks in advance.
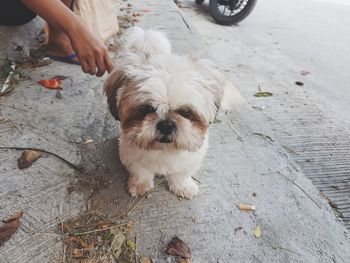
[177,0,350,230]
[0,0,349,262]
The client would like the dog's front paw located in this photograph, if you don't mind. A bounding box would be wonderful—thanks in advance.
[128,176,154,198]
[168,177,198,199]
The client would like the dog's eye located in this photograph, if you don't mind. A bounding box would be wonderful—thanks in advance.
[177,108,192,119]
[139,105,156,114]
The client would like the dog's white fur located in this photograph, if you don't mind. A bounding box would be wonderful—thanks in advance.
[105,27,232,199]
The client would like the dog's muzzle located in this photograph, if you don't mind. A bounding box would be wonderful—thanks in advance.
[156,120,176,143]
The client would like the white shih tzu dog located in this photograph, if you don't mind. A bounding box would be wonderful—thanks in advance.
[104,27,232,199]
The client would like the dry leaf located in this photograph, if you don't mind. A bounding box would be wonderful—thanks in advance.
[166,236,191,259]
[254,226,261,238]
[73,248,85,258]
[98,220,111,229]
[67,236,93,250]
[3,211,23,223]
[140,256,152,263]
[17,150,42,169]
[238,204,256,211]
[254,92,273,97]
[37,78,62,90]
[125,220,134,232]
[110,230,125,260]
[0,216,21,245]
[0,117,8,124]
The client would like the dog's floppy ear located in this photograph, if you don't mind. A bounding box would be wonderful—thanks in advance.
[104,70,128,121]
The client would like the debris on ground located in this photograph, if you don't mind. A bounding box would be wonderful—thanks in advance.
[295,81,304,86]
[300,70,311,76]
[0,62,20,97]
[234,226,243,235]
[252,192,257,197]
[61,211,135,262]
[117,0,137,31]
[55,90,63,99]
[37,78,62,90]
[166,236,191,260]
[0,116,9,124]
[254,226,262,238]
[17,57,52,69]
[140,256,153,263]
[2,211,23,223]
[17,150,43,169]
[252,105,266,111]
[238,204,256,211]
[83,139,94,144]
[0,211,23,246]
[110,229,126,260]
[254,91,273,97]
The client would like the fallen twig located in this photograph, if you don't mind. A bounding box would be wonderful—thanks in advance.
[277,171,321,209]
[0,103,28,112]
[0,146,82,172]
[126,178,165,217]
[69,223,128,236]
[192,176,201,184]
[252,132,274,142]
[223,115,243,142]
[57,217,66,263]
[271,245,301,256]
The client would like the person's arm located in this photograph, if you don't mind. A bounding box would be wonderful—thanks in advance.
[22,0,113,76]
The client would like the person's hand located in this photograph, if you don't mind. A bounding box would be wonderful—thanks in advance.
[67,21,113,77]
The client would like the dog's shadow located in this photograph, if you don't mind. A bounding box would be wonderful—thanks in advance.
[77,137,134,216]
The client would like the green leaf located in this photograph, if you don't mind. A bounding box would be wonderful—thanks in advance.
[254,92,273,97]
[127,240,136,251]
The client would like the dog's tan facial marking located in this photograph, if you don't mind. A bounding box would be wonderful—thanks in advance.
[121,104,156,131]
[174,107,208,137]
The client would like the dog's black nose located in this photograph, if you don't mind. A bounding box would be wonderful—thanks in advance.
[157,120,176,135]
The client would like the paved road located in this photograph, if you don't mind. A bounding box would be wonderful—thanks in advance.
[180,0,350,229]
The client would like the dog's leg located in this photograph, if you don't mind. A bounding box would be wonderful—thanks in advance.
[127,165,154,198]
[167,173,199,199]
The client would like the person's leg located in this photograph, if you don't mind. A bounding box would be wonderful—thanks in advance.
[46,0,77,60]
[0,0,37,26]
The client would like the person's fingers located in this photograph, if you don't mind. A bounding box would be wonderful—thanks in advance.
[104,53,114,73]
[87,59,97,75]
[80,59,89,74]
[96,55,106,77]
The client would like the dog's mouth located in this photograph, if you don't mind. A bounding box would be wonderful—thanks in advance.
[158,136,172,144]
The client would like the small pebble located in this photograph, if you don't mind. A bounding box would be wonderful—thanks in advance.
[75,138,82,144]
[55,90,63,98]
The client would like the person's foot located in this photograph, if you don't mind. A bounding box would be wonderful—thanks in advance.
[46,32,79,63]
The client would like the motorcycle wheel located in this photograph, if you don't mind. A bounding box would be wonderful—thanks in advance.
[209,0,257,25]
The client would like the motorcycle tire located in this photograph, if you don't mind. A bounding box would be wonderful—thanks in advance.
[209,0,257,25]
